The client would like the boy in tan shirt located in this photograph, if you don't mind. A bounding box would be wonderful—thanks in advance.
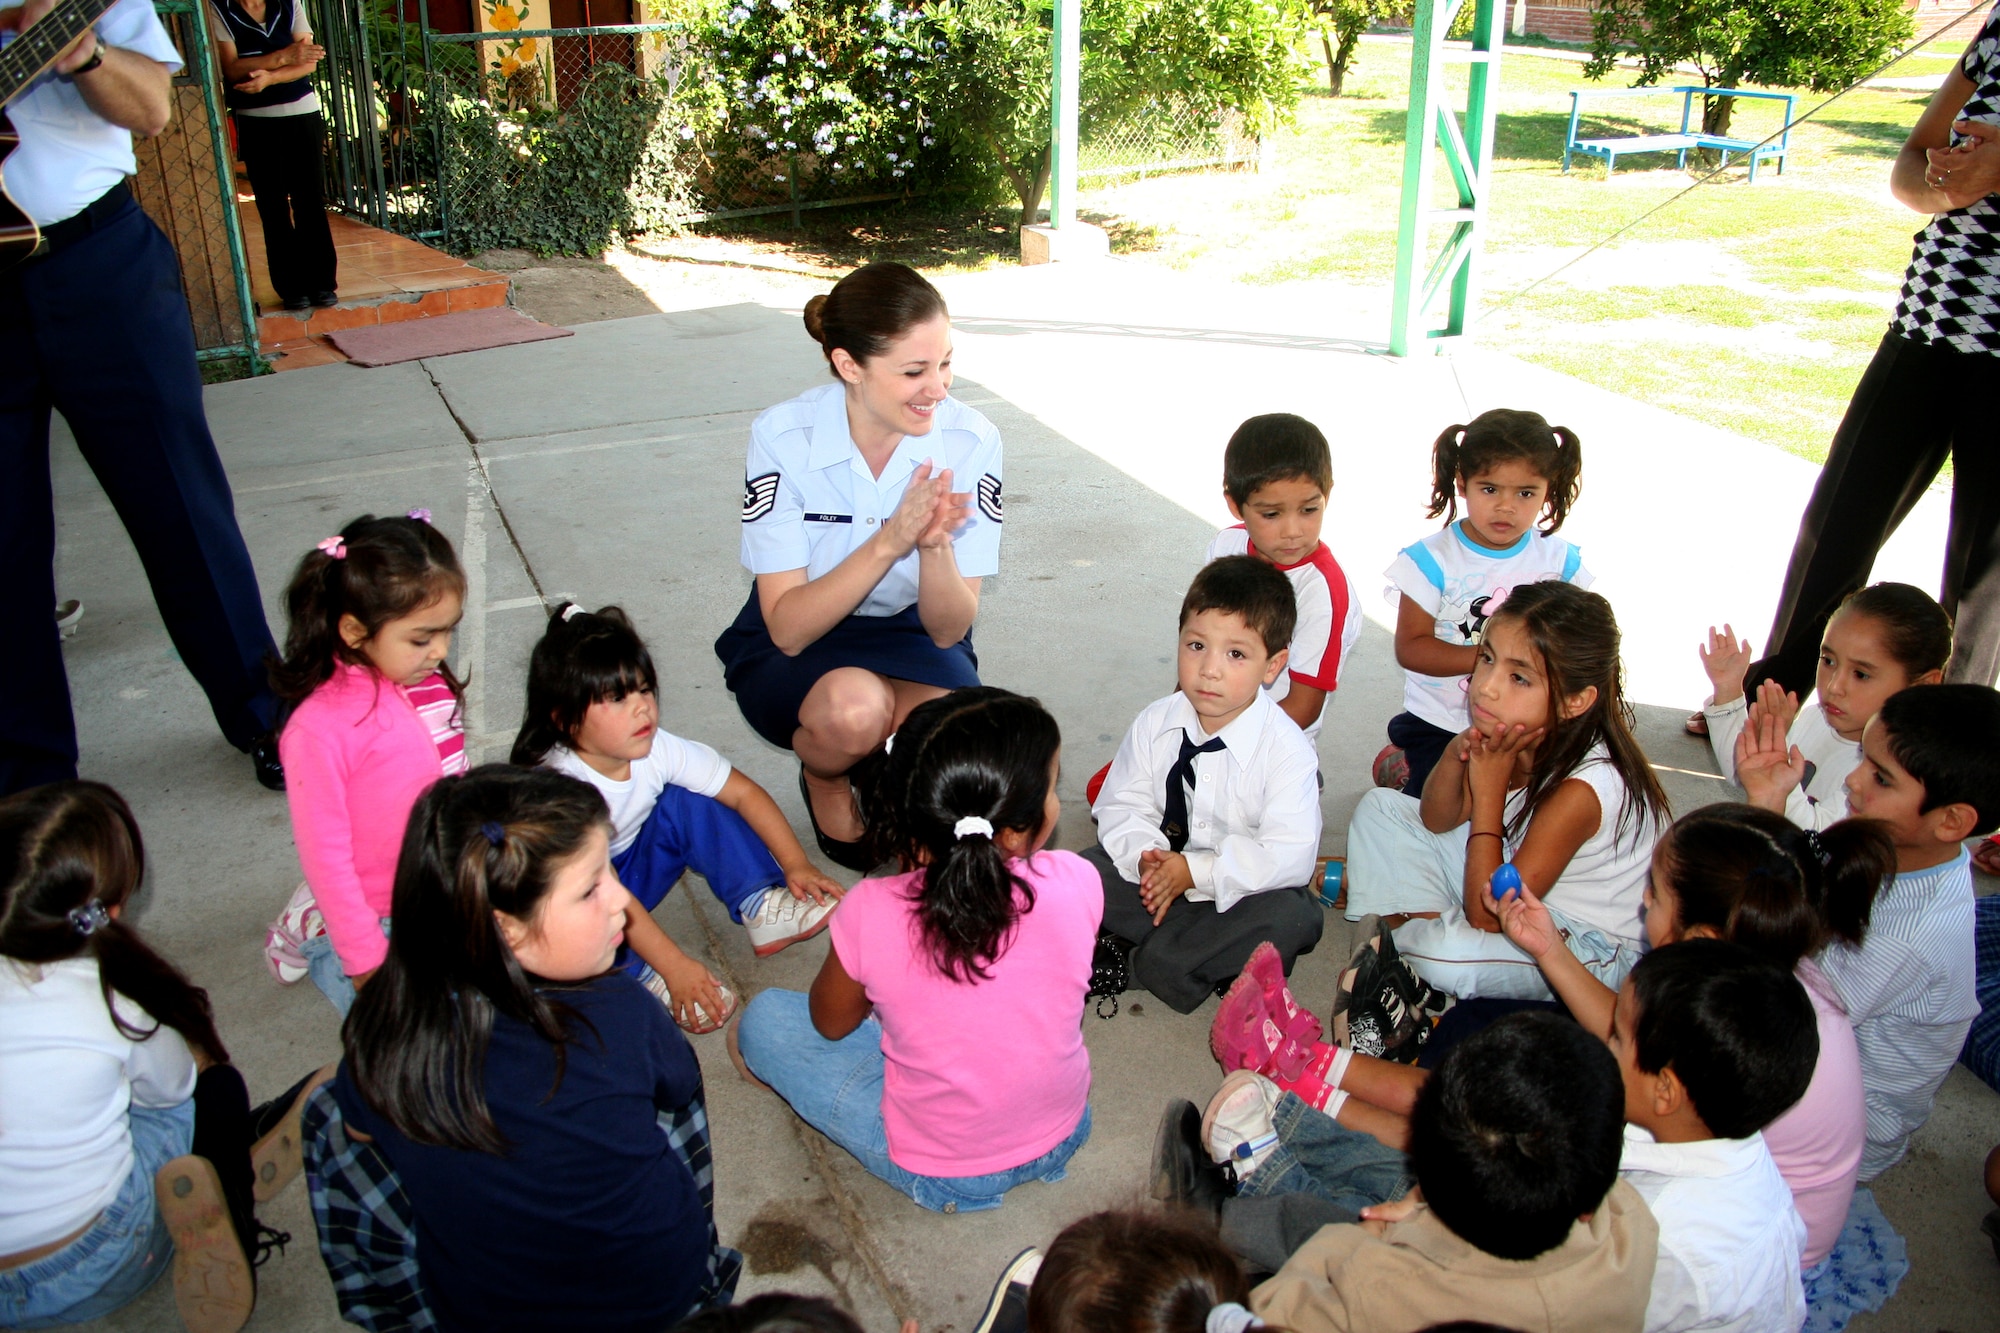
[1249,1012,1657,1333]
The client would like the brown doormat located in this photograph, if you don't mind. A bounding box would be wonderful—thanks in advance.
[325,307,575,366]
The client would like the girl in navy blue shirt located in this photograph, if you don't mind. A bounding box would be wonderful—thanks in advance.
[327,765,737,1332]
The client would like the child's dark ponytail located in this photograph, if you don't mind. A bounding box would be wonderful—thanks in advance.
[1424,409,1584,534]
[270,512,466,705]
[0,782,227,1064]
[1657,803,1896,965]
[1426,423,1468,523]
[510,603,660,766]
[868,687,1061,982]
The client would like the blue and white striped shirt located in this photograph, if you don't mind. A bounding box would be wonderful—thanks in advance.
[1817,849,1978,1179]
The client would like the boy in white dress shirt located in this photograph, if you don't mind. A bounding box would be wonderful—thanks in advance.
[1086,557,1325,1012]
[1612,940,1816,1333]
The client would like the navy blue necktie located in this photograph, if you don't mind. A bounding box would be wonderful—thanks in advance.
[1161,730,1226,853]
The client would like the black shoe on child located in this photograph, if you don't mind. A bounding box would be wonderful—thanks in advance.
[280,295,310,313]
[972,1247,1043,1333]
[310,291,339,308]
[1149,1098,1234,1218]
[1331,915,1434,1064]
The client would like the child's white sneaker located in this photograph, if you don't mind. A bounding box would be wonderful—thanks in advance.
[1202,1069,1283,1181]
[741,886,838,957]
[639,966,738,1034]
[263,882,325,985]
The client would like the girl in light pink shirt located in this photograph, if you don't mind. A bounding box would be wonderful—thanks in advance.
[270,512,466,1015]
[733,688,1099,1210]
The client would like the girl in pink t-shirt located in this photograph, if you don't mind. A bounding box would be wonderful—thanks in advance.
[270,512,468,1016]
[732,687,1100,1211]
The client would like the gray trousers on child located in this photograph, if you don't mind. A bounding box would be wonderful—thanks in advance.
[1081,843,1324,1014]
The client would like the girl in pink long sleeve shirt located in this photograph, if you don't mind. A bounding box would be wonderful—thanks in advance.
[271,512,466,1014]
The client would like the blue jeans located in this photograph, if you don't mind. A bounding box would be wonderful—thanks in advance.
[0,1100,195,1328]
[304,917,390,1017]
[1238,1091,1412,1212]
[735,989,1091,1213]
[614,786,782,977]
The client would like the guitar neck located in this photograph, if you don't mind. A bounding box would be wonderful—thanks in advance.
[0,0,124,106]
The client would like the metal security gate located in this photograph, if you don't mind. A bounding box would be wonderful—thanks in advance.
[134,0,263,367]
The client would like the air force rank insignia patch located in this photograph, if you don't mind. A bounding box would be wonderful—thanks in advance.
[977,473,1003,524]
[741,471,780,522]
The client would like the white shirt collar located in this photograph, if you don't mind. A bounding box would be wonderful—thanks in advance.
[804,382,927,490]
[1160,690,1272,769]
[1620,1124,1769,1179]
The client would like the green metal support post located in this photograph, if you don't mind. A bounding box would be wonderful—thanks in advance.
[1047,0,1079,227]
[1388,0,1503,356]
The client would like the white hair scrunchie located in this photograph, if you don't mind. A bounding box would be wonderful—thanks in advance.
[1205,1303,1261,1333]
[561,604,584,622]
[953,816,994,840]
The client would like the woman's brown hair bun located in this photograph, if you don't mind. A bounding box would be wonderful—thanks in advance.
[808,261,947,377]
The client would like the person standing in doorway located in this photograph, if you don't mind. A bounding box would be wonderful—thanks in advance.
[0,0,287,796]
[210,0,335,312]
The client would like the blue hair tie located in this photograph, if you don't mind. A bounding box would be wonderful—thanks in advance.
[480,821,506,847]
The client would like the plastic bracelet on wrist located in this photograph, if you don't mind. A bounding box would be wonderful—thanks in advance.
[63,40,107,79]
[1468,830,1505,843]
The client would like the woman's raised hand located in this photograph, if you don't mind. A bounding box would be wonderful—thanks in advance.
[880,461,949,557]
[917,469,971,552]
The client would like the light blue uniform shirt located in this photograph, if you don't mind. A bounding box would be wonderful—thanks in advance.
[739,380,1004,618]
[1,0,184,226]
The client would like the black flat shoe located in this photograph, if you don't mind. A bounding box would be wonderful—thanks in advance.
[251,733,285,792]
[281,295,310,312]
[310,291,339,308]
[1149,1099,1232,1218]
[798,766,874,872]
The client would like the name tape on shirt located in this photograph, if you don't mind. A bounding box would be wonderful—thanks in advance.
[977,473,1003,523]
[804,512,852,524]
[742,471,779,522]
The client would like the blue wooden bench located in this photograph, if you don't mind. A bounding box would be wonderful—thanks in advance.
[1562,86,1797,182]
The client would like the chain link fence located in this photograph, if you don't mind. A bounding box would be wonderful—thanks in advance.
[1079,102,1260,181]
[315,16,1262,255]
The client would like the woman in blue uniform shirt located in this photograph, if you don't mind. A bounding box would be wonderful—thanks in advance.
[716,262,1003,869]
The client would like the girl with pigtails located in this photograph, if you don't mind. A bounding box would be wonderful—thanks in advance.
[732,687,1100,1212]
[267,511,468,1015]
[1375,408,1590,797]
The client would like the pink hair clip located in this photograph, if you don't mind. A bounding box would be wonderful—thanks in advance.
[316,536,347,560]
[407,507,432,524]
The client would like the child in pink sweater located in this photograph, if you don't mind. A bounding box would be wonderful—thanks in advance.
[271,512,467,1015]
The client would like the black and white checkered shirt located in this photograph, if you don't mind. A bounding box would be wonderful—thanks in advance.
[1891,3,2000,356]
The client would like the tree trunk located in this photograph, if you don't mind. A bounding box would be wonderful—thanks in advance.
[1332,28,1362,98]
[1012,148,1051,225]
[1320,29,1341,96]
[1701,91,1736,139]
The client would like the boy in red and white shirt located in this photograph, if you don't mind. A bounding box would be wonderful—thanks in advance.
[1204,413,1363,747]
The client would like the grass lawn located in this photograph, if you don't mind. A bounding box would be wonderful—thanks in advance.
[1066,30,1977,462]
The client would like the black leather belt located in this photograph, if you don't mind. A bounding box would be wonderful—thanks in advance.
[30,179,132,261]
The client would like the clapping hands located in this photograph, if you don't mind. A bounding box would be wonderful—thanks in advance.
[881,461,970,557]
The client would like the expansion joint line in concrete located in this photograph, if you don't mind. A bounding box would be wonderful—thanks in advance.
[680,886,919,1322]
[420,359,549,608]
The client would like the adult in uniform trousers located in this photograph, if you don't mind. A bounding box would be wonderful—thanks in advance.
[0,0,284,796]
[716,262,1002,868]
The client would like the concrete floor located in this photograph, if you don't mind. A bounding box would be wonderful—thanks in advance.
[50,257,1996,1331]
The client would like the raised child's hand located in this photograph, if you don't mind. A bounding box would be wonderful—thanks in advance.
[1733,703,1805,813]
[1750,678,1801,736]
[783,862,844,907]
[662,958,729,1034]
[1495,879,1560,961]
[1698,624,1752,705]
[1137,848,1193,925]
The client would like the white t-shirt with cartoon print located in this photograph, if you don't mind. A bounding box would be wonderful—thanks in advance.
[1385,522,1592,734]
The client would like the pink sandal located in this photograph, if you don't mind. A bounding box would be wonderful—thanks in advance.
[1210,943,1322,1079]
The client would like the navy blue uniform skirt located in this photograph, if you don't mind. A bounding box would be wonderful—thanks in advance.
[714,590,981,749]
